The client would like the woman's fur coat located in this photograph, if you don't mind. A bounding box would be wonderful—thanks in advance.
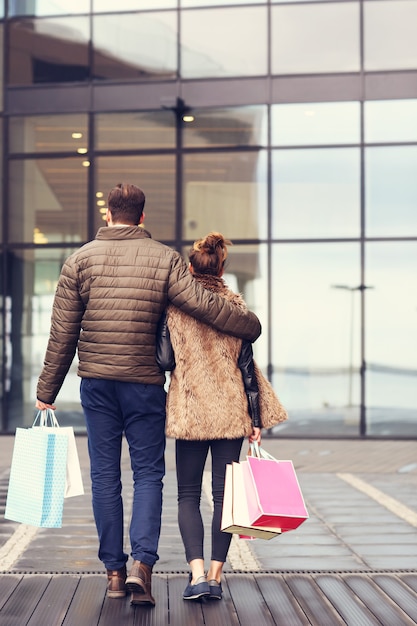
[165,275,287,440]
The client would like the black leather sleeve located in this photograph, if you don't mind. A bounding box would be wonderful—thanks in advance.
[238,340,262,428]
[155,311,176,371]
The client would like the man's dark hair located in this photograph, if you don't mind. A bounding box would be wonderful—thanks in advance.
[107,183,146,225]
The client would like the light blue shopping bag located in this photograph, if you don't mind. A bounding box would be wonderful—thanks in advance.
[5,425,68,528]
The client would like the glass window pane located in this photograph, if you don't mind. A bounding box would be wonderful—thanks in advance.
[8,0,89,16]
[272,3,360,74]
[366,242,417,437]
[9,114,88,154]
[272,102,360,146]
[93,12,177,81]
[183,106,267,149]
[8,158,88,243]
[271,243,361,436]
[272,148,360,239]
[94,0,176,10]
[8,17,90,85]
[364,99,417,143]
[95,155,176,241]
[7,248,83,431]
[364,0,417,71]
[181,7,267,79]
[365,146,417,237]
[95,112,175,150]
[183,150,267,240]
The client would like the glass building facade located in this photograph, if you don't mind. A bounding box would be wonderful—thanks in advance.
[1,0,416,437]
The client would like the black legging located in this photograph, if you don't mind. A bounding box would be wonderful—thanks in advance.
[175,437,244,564]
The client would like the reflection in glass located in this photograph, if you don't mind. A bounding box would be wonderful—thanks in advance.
[95,155,176,241]
[364,0,417,71]
[8,17,90,85]
[183,150,267,241]
[181,7,267,79]
[9,114,88,154]
[366,242,417,436]
[364,100,417,143]
[272,3,360,74]
[93,12,177,81]
[8,0,89,16]
[271,243,361,436]
[6,248,82,431]
[95,112,175,150]
[8,158,88,243]
[272,102,360,146]
[94,0,176,10]
[272,148,360,239]
[365,147,417,237]
[183,106,267,149]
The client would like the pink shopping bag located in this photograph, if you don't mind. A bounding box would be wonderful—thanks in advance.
[242,446,308,532]
[221,463,281,540]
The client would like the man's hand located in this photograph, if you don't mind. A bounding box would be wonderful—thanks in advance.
[35,399,56,411]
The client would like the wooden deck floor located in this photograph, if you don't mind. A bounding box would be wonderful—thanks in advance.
[1,571,416,626]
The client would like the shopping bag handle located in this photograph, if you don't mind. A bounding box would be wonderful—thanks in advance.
[248,442,276,461]
[32,408,60,428]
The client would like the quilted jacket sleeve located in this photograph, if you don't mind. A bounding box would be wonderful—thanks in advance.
[36,256,85,403]
[167,252,261,342]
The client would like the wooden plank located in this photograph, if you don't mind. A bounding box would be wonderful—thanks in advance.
[399,573,417,594]
[314,575,381,626]
[26,575,80,626]
[285,574,346,626]
[130,574,169,626]
[226,573,275,626]
[372,575,417,623]
[200,577,239,626]
[0,574,51,626]
[0,574,22,610]
[62,575,106,626]
[345,575,416,626]
[97,593,134,626]
[166,574,205,626]
[255,574,311,626]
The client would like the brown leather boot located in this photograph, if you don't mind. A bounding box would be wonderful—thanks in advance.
[106,565,127,598]
[126,560,155,606]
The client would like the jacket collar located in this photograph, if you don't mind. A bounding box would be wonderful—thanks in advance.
[95,226,152,240]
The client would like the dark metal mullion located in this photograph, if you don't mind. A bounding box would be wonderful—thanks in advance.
[359,0,367,437]
[175,6,183,253]
[1,121,9,431]
[87,111,95,241]
[175,109,183,253]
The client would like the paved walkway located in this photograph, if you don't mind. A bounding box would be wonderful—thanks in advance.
[0,434,416,624]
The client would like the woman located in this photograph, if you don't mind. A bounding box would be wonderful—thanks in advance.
[157,232,287,601]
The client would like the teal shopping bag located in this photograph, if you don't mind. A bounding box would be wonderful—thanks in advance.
[5,426,68,528]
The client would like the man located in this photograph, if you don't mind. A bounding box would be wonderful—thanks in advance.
[36,183,261,607]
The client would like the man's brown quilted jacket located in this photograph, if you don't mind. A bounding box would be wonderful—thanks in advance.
[36,226,261,404]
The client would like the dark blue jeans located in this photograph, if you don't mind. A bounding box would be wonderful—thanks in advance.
[80,378,166,570]
[176,437,243,564]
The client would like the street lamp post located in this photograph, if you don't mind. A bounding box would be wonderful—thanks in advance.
[331,284,374,411]
[331,285,361,407]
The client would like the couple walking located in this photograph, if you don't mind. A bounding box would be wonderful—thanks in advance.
[35,183,286,606]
